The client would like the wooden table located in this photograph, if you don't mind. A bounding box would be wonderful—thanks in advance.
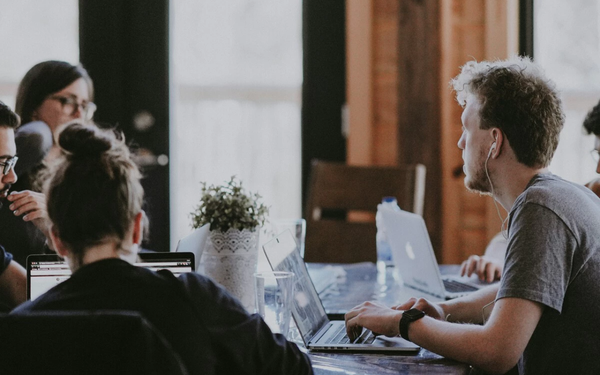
[304,262,471,375]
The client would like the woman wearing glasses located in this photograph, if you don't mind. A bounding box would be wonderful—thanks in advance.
[0,60,96,267]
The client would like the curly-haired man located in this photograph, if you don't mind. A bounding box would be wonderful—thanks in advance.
[345,57,600,375]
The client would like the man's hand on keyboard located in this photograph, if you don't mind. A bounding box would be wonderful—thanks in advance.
[460,254,502,283]
[391,297,444,321]
[345,301,402,342]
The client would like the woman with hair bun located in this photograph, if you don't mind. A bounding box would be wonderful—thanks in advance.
[11,123,312,375]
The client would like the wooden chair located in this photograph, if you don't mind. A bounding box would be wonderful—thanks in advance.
[304,160,426,263]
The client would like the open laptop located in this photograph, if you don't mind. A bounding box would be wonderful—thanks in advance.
[381,208,491,300]
[262,230,420,352]
[175,224,209,270]
[26,252,195,300]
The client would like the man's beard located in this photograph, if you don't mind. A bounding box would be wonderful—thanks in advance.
[464,150,493,196]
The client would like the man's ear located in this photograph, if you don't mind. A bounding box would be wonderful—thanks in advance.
[132,212,144,245]
[49,225,68,257]
[490,128,505,158]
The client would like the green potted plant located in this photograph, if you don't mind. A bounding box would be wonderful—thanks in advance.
[191,176,268,311]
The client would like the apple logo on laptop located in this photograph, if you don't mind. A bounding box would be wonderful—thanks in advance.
[405,242,416,260]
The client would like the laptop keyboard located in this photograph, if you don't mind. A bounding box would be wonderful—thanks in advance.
[443,279,479,293]
[324,324,376,345]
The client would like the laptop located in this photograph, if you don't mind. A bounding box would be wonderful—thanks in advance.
[381,208,489,300]
[262,230,420,352]
[175,224,209,270]
[26,252,195,300]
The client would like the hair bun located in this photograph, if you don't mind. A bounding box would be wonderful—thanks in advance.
[58,122,112,157]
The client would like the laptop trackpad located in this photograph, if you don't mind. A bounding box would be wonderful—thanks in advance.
[374,335,420,348]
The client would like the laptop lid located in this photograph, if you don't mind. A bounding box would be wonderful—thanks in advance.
[26,252,195,300]
[262,230,329,346]
[262,230,420,352]
[381,208,448,299]
[175,224,209,270]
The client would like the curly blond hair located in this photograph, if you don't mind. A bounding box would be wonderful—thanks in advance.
[451,56,564,168]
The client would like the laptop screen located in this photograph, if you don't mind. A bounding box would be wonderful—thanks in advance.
[262,230,328,344]
[27,252,195,300]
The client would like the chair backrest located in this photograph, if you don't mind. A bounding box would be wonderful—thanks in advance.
[304,160,426,263]
[0,310,189,375]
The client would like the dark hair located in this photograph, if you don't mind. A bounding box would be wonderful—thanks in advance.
[583,99,600,136]
[452,57,565,168]
[15,60,94,124]
[45,123,143,258]
[0,101,20,129]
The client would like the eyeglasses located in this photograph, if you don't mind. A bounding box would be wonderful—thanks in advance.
[0,156,18,176]
[591,149,600,163]
[48,95,97,121]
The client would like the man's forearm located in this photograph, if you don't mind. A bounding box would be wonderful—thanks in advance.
[439,284,499,324]
[408,315,514,374]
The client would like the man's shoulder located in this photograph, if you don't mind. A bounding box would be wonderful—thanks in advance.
[519,174,596,208]
[176,272,249,313]
[176,272,227,297]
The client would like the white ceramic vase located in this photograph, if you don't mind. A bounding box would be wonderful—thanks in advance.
[201,228,259,312]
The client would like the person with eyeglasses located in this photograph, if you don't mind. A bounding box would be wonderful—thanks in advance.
[0,101,27,311]
[0,61,95,267]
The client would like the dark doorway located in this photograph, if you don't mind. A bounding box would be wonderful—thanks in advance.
[79,0,170,252]
[301,0,347,210]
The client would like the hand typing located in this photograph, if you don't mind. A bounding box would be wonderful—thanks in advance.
[345,301,402,342]
[391,297,445,321]
[460,255,502,283]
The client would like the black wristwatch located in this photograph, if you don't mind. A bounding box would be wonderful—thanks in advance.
[399,308,425,341]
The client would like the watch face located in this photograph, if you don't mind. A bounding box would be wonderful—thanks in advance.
[404,308,425,320]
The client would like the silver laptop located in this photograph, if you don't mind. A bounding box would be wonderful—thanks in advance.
[381,208,489,300]
[262,230,420,352]
[175,224,209,270]
[26,252,195,300]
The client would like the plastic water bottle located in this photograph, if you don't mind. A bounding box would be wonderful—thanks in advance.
[376,196,401,271]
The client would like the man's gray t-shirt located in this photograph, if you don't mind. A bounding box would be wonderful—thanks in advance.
[497,174,600,374]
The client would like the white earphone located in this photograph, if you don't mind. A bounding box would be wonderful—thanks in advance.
[488,142,497,157]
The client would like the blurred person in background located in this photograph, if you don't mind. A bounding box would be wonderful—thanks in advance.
[0,60,95,266]
[0,101,28,310]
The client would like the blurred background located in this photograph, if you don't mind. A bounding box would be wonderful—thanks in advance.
[0,0,597,263]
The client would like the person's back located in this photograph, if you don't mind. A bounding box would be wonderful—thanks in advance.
[13,258,309,374]
[10,123,312,375]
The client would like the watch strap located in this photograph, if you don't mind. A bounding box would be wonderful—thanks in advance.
[399,308,425,341]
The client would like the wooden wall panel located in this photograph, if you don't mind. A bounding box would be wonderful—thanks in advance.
[397,0,443,258]
[440,0,518,264]
[346,0,517,264]
[346,0,373,166]
[373,0,399,166]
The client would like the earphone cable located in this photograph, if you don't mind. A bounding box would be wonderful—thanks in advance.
[485,152,509,239]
